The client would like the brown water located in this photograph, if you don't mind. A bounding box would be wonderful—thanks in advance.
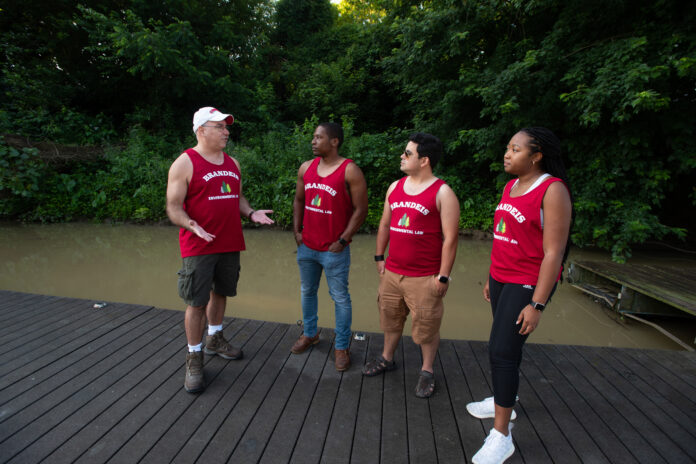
[1,223,694,350]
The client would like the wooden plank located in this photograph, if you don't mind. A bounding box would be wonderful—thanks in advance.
[427,344,466,463]
[447,340,494,462]
[76,319,265,464]
[0,307,171,420]
[402,335,437,463]
[0,292,105,332]
[38,313,184,463]
[320,334,368,463]
[287,329,343,464]
[166,323,304,464]
[519,347,600,463]
[608,348,696,423]
[2,304,156,414]
[376,340,407,464]
[4,311,183,463]
[469,341,544,464]
[525,344,637,463]
[123,317,262,463]
[258,329,333,464]
[552,345,667,463]
[572,261,696,314]
[0,302,152,390]
[0,295,80,345]
[1,292,695,464]
[350,333,385,464]
[577,347,696,461]
[175,322,295,463]
[106,318,267,463]
[0,292,58,323]
[643,348,696,378]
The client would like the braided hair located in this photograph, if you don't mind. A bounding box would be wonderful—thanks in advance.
[519,127,574,271]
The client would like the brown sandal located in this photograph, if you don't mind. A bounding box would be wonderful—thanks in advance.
[362,355,396,376]
[415,370,435,398]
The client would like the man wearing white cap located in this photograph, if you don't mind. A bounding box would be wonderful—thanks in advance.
[167,106,274,393]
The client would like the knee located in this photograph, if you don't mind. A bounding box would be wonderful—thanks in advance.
[488,344,519,369]
[329,287,350,303]
[300,280,320,295]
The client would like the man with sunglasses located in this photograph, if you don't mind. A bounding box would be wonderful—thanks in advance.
[363,133,460,398]
[166,106,274,393]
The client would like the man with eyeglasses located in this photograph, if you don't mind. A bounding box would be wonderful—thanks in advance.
[362,133,460,399]
[166,106,274,393]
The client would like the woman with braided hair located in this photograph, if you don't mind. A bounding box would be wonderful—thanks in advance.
[467,127,573,464]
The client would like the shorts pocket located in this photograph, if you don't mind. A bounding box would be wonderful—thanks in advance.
[177,268,195,302]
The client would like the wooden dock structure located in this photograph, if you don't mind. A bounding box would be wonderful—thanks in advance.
[1,290,695,463]
[568,260,696,318]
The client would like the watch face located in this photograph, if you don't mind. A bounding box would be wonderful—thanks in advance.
[439,276,449,283]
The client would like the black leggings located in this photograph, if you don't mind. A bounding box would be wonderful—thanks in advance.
[488,275,556,408]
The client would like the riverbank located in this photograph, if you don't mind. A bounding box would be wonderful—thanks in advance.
[1,223,694,350]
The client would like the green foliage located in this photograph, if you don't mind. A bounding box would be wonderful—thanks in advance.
[0,142,47,217]
[233,118,408,230]
[1,0,694,260]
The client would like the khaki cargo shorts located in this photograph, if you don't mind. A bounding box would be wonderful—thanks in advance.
[377,269,444,344]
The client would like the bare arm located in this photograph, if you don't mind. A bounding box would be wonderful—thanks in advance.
[233,157,274,225]
[292,161,311,246]
[375,181,398,274]
[166,153,215,242]
[517,181,572,334]
[328,162,368,252]
[434,183,461,297]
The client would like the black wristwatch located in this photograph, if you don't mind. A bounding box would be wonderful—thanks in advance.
[531,300,546,311]
[438,275,450,284]
[374,255,385,262]
[338,237,349,247]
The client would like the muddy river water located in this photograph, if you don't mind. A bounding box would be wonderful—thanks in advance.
[1,223,694,350]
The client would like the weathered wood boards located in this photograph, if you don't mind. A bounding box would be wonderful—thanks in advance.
[1,290,694,463]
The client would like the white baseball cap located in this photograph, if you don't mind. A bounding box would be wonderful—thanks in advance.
[192,107,234,133]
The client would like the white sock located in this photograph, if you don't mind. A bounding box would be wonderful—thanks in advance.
[208,324,223,336]
[188,343,202,352]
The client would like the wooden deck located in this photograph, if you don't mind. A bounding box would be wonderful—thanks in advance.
[1,290,695,464]
[568,260,696,317]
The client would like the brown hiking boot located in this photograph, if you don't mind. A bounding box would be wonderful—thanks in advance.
[335,349,351,371]
[184,351,205,393]
[290,334,319,354]
[204,331,243,360]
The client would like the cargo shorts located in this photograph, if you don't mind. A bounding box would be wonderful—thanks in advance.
[377,269,444,345]
[177,252,240,308]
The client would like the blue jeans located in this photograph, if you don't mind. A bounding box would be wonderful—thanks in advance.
[296,243,352,350]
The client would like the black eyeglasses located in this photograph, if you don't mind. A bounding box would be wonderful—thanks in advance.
[202,124,231,131]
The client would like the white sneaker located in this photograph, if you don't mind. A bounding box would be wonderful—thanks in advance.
[472,425,514,464]
[466,396,517,420]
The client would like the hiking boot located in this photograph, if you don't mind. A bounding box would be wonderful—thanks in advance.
[335,349,351,371]
[204,331,243,360]
[290,334,319,354]
[184,351,205,393]
[466,396,518,420]
[472,425,515,464]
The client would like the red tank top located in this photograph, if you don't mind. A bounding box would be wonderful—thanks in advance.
[178,148,245,258]
[490,176,565,285]
[385,177,445,276]
[301,157,354,251]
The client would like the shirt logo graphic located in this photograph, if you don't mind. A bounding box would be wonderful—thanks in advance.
[398,213,410,227]
[496,218,506,234]
[221,182,232,194]
[311,194,322,207]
